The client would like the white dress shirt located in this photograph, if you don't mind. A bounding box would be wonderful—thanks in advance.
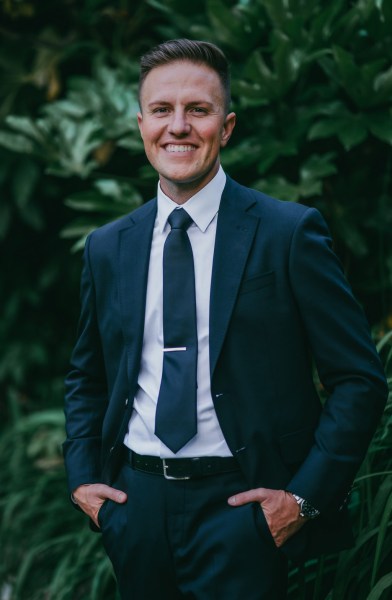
[124,166,232,457]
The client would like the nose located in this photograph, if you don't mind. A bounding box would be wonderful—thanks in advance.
[168,109,191,136]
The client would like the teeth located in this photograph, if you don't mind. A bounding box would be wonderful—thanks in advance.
[166,144,196,152]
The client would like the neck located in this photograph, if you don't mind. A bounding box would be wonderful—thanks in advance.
[160,163,220,205]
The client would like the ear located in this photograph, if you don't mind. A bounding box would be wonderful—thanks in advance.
[220,112,236,148]
[137,112,143,139]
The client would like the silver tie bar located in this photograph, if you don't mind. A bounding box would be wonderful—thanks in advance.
[163,347,187,352]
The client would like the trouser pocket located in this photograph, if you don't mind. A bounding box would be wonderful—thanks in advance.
[253,503,279,549]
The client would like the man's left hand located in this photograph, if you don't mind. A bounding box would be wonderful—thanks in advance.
[228,488,306,547]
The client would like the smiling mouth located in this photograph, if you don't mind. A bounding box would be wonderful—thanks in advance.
[165,144,196,153]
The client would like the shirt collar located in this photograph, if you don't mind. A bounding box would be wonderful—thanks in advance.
[156,166,226,234]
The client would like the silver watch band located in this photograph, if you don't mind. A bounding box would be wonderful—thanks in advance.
[291,493,320,519]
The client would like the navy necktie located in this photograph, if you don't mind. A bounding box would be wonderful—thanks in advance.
[155,208,198,453]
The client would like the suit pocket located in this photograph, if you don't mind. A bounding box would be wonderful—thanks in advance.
[238,271,275,295]
[253,503,278,550]
[97,499,109,529]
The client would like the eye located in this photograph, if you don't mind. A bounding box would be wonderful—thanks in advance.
[152,107,170,114]
[190,107,207,114]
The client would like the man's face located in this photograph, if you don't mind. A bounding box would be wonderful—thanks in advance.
[137,60,236,202]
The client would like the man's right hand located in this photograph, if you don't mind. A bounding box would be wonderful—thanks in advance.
[72,483,127,528]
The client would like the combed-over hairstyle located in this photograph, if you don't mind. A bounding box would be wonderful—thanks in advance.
[139,39,231,113]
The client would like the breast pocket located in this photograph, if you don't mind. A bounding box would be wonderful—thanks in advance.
[238,271,275,295]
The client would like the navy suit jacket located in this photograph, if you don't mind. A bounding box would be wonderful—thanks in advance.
[64,176,388,560]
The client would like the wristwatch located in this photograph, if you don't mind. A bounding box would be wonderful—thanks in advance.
[291,493,320,519]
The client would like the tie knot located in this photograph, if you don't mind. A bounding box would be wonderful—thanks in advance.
[168,208,193,231]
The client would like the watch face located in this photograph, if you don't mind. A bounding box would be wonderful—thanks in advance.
[301,499,320,519]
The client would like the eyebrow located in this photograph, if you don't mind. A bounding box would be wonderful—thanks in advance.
[147,100,215,108]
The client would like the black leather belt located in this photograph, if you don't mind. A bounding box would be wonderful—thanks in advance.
[126,450,240,480]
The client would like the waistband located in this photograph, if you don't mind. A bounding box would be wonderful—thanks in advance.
[125,449,240,480]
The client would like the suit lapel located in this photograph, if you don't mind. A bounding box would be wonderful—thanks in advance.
[118,199,157,380]
[209,179,259,376]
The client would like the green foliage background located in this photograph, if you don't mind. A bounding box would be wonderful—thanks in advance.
[0,0,391,598]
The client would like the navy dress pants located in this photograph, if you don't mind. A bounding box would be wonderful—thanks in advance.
[98,462,288,599]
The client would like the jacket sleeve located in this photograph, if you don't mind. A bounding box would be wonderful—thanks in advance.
[63,234,108,494]
[286,208,388,514]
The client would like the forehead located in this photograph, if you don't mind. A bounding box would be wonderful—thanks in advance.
[140,60,225,106]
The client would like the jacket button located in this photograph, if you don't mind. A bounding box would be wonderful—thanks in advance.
[110,446,114,453]
[125,398,129,407]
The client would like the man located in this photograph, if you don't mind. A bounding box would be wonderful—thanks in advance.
[64,39,388,599]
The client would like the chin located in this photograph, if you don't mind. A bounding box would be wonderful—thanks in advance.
[165,166,215,185]
[162,172,200,185]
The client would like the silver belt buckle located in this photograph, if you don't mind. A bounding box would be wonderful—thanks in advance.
[162,459,191,480]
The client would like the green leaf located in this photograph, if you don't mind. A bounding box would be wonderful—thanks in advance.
[94,179,141,203]
[60,222,97,240]
[309,100,350,118]
[367,112,392,144]
[366,573,392,600]
[256,139,297,175]
[0,131,35,154]
[243,51,282,100]
[11,159,41,210]
[334,220,369,257]
[5,116,46,144]
[145,0,171,14]
[206,0,246,49]
[310,0,347,42]
[373,65,392,97]
[332,45,361,88]
[117,136,144,151]
[370,489,392,587]
[94,179,123,199]
[337,120,368,150]
[300,153,337,181]
[331,46,388,107]
[253,176,302,202]
[262,0,292,30]
[309,119,344,140]
[271,30,302,87]
[245,50,274,85]
[298,179,322,198]
[48,99,89,119]
[65,197,135,215]
[254,151,337,202]
[309,112,368,150]
[231,80,268,107]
